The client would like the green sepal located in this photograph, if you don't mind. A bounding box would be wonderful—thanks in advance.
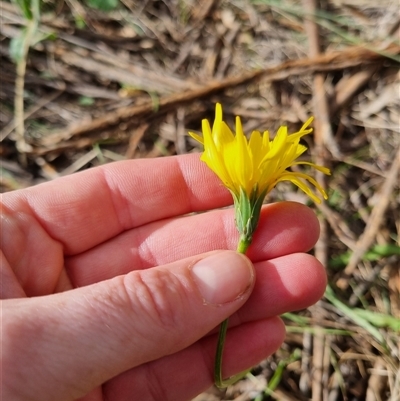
[232,186,268,249]
[233,187,252,239]
[249,187,268,234]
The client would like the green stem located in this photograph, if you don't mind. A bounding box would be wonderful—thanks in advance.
[237,234,252,254]
[214,237,251,389]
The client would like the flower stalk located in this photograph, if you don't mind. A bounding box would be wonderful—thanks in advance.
[214,235,253,388]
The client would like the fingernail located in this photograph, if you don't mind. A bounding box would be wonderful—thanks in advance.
[191,251,254,305]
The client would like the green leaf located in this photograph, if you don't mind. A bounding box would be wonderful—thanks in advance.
[9,30,27,63]
[254,349,301,400]
[74,15,87,29]
[325,285,385,344]
[353,309,400,332]
[31,31,55,46]
[86,0,119,11]
[329,243,400,268]
[13,0,33,20]
[79,96,95,106]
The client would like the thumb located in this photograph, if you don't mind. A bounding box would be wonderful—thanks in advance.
[3,250,255,401]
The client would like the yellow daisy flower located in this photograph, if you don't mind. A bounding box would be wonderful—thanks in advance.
[189,103,331,204]
[190,103,331,389]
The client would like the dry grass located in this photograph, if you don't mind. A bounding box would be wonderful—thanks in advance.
[1,1,399,400]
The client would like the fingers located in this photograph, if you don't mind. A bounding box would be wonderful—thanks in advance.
[66,201,320,286]
[103,318,286,401]
[4,154,231,255]
[2,251,254,401]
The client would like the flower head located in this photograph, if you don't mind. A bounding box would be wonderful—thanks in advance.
[190,103,330,250]
[189,103,330,204]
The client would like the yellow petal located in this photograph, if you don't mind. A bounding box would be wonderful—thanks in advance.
[188,131,204,144]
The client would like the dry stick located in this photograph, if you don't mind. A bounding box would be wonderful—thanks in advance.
[303,0,341,159]
[302,1,330,400]
[337,146,400,290]
[175,107,187,155]
[14,18,38,157]
[190,0,218,23]
[299,331,312,395]
[125,123,150,159]
[322,335,331,401]
[59,148,100,176]
[331,67,378,117]
[391,368,400,401]
[33,43,400,154]
[365,357,387,401]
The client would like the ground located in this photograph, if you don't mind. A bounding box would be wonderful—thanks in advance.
[0,1,399,400]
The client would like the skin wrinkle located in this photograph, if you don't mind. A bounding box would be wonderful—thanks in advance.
[88,279,136,338]
[196,330,217,382]
[136,221,172,269]
[101,157,200,235]
[6,166,126,258]
[119,334,213,401]
[143,361,171,401]
[0,206,23,268]
[167,340,212,401]
[108,212,234,279]
[0,251,26,298]
[1,209,27,280]
[100,168,134,234]
[123,269,189,345]
[65,225,148,287]
[4,301,70,399]
[53,267,74,293]
[38,280,163,393]
[131,158,191,228]
[175,156,197,216]
[22,185,92,256]
[1,206,64,296]
[93,277,156,356]
[219,209,235,251]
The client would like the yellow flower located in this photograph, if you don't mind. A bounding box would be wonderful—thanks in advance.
[191,104,332,387]
[189,103,330,204]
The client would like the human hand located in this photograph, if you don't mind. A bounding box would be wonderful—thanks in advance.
[1,153,326,401]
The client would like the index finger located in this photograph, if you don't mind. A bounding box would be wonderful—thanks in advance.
[4,154,231,254]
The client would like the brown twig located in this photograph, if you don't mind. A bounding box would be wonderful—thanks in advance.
[14,17,38,157]
[125,123,150,159]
